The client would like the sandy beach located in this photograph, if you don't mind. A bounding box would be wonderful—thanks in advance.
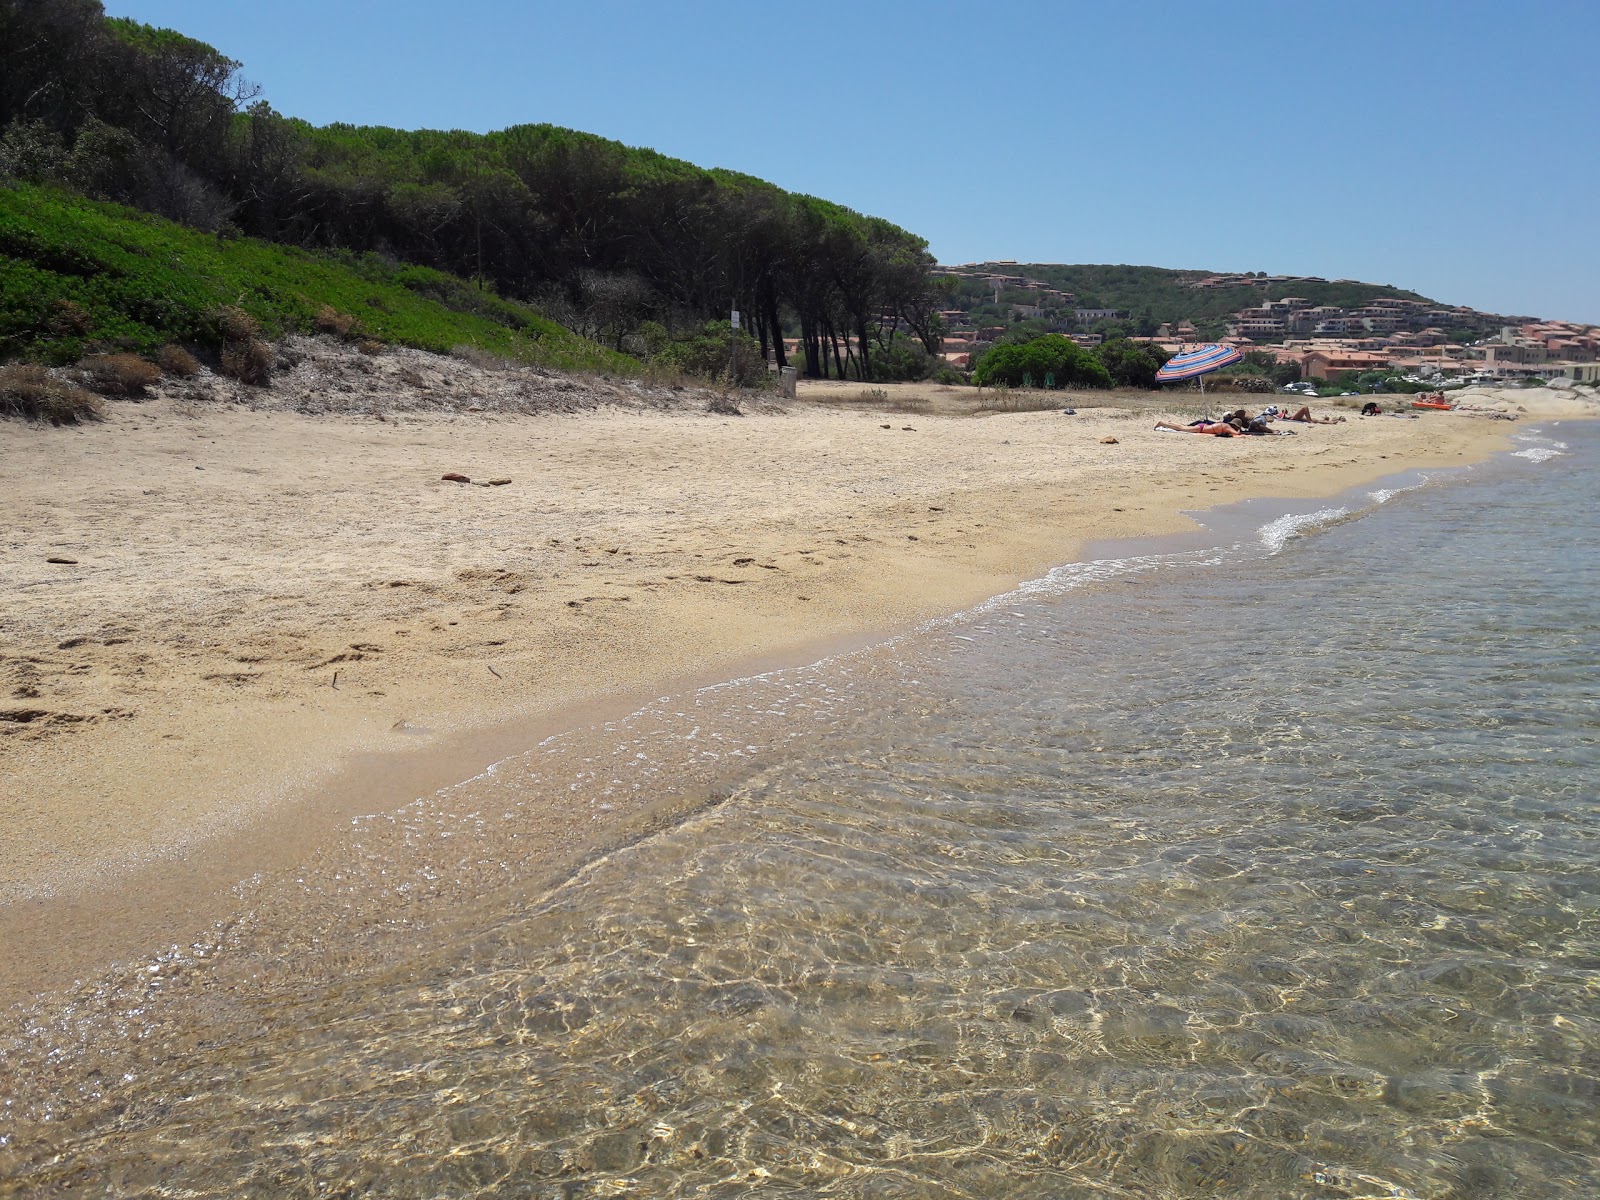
[2,357,1591,1003]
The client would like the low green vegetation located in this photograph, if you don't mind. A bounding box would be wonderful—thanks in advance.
[0,183,633,372]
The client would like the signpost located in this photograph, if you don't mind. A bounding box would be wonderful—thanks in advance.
[730,308,740,386]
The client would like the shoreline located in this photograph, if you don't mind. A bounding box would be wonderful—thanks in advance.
[1,381,1589,1009]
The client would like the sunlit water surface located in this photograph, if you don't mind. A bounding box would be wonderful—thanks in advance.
[2,423,1595,1199]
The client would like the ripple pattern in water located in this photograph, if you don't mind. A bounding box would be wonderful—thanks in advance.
[1,426,1596,1198]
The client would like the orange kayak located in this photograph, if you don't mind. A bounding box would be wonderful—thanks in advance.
[1411,397,1452,410]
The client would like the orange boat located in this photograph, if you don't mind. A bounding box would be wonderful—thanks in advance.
[1411,393,1452,411]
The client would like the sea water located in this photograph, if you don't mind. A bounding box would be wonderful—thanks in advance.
[1,422,1595,1199]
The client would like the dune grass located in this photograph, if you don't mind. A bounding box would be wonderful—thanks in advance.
[0,183,635,374]
[0,363,103,422]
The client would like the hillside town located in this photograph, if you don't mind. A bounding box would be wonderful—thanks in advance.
[933,265,1600,386]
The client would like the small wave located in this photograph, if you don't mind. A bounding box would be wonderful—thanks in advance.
[1259,507,1350,554]
[1366,471,1443,507]
[1513,447,1563,462]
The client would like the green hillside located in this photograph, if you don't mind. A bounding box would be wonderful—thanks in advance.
[952,263,1439,340]
[1,2,943,382]
[0,183,635,372]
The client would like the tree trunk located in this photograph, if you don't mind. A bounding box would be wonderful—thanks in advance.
[827,323,845,381]
[801,314,821,378]
[765,289,786,368]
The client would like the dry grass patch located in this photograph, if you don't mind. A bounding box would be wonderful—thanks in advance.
[0,364,104,423]
[313,305,358,337]
[975,387,1069,414]
[211,305,261,343]
[155,344,201,377]
[79,353,160,396]
[211,305,271,385]
[220,338,272,385]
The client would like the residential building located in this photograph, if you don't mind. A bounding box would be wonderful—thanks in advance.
[1302,350,1392,379]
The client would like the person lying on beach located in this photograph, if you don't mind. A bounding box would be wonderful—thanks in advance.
[1279,406,1344,424]
[1155,420,1237,436]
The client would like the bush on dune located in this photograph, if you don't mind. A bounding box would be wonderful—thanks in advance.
[313,305,358,337]
[219,336,271,385]
[79,352,159,395]
[0,363,103,423]
[155,344,200,376]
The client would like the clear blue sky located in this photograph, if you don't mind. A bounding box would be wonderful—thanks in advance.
[109,0,1598,323]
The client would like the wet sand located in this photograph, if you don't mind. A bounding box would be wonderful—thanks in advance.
[2,377,1583,1005]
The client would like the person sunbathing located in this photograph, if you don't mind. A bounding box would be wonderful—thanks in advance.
[1155,420,1237,436]
[1280,405,1344,424]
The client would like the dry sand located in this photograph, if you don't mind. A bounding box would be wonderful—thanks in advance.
[3,353,1592,1001]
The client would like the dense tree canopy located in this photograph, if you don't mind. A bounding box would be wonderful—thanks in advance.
[0,0,945,378]
[971,335,1114,389]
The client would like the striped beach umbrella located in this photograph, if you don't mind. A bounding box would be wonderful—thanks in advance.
[1155,343,1244,383]
[1155,343,1245,420]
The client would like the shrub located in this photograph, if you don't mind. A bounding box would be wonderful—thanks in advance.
[356,338,383,356]
[212,305,261,343]
[314,305,358,337]
[857,387,890,403]
[0,364,104,423]
[972,335,1113,389]
[649,321,767,387]
[48,300,94,337]
[156,344,201,376]
[80,353,161,396]
[870,336,934,382]
[220,338,272,385]
[0,120,67,182]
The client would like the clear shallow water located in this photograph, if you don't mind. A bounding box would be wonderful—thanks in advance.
[2,425,1596,1199]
